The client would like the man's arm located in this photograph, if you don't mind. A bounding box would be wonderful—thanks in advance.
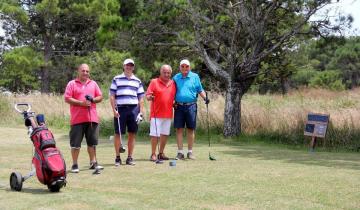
[93,82,103,103]
[65,97,90,107]
[93,95,103,103]
[199,91,206,100]
[110,94,119,117]
[139,97,145,115]
[146,80,155,101]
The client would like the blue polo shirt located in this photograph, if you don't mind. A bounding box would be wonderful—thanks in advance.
[173,71,204,103]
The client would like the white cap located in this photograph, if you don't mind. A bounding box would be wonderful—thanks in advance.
[180,59,190,66]
[123,58,135,65]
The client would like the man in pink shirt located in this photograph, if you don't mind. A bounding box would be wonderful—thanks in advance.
[146,64,176,161]
[64,64,104,173]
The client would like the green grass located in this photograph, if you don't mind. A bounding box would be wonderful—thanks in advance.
[1,127,360,209]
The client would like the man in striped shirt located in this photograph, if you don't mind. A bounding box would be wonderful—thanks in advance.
[110,58,145,166]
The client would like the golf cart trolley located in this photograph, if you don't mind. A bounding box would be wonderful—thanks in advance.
[10,103,66,192]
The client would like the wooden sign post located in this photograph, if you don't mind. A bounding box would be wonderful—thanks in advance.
[304,113,330,152]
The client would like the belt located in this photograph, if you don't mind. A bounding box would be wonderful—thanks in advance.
[117,104,137,107]
[176,102,196,106]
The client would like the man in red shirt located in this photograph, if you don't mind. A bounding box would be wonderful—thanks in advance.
[146,64,176,161]
[64,64,103,173]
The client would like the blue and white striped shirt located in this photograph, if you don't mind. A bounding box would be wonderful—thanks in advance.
[109,73,145,105]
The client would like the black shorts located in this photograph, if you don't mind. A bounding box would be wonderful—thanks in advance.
[114,104,139,135]
[69,122,99,148]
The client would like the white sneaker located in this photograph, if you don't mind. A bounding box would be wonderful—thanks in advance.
[71,164,79,173]
[89,162,104,170]
[115,156,121,166]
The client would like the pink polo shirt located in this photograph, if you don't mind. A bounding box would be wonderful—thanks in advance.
[64,78,102,125]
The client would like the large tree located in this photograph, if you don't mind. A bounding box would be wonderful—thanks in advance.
[134,0,350,136]
[0,0,122,92]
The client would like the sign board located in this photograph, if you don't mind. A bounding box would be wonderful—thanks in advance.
[304,113,330,138]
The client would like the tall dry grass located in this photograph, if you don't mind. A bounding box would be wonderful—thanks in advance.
[1,88,360,149]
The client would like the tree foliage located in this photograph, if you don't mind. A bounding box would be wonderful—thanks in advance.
[133,0,347,136]
[290,36,360,90]
[0,0,122,92]
[0,47,43,92]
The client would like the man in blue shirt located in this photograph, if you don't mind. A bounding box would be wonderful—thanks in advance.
[173,59,209,160]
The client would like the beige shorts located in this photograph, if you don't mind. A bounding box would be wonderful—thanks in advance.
[150,118,172,137]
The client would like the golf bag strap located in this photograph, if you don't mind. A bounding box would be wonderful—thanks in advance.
[30,126,48,138]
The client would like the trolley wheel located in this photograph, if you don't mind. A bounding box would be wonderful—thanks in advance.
[47,184,61,192]
[10,172,23,191]
[47,179,66,192]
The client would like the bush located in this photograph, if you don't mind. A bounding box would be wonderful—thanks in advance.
[0,96,12,123]
[309,70,345,91]
[291,68,318,87]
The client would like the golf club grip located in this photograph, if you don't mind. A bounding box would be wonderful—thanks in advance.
[14,103,31,113]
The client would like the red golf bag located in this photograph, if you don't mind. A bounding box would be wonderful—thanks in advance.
[10,103,66,192]
[30,127,66,190]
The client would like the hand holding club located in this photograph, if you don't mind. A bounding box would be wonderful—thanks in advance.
[85,95,94,103]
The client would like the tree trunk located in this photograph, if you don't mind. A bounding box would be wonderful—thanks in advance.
[223,84,243,137]
[41,34,51,93]
[280,77,290,95]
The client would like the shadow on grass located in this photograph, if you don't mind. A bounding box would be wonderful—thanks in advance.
[2,187,51,194]
[221,144,360,171]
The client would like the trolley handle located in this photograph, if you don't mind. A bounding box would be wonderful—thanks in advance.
[14,103,32,113]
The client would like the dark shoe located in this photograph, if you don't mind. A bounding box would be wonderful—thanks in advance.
[187,152,196,160]
[150,154,157,162]
[119,145,126,153]
[89,162,104,170]
[115,156,122,166]
[158,153,169,160]
[71,164,79,173]
[175,153,185,160]
[126,157,136,166]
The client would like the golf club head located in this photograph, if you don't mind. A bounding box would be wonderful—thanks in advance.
[92,169,101,175]
[119,146,126,153]
[155,159,164,164]
[209,153,216,161]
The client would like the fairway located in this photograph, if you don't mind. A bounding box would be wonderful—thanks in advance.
[0,127,360,210]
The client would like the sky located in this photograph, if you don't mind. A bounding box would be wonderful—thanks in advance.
[317,0,360,36]
[0,1,359,37]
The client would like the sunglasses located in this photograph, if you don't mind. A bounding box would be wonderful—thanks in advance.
[180,65,189,68]
[125,63,135,67]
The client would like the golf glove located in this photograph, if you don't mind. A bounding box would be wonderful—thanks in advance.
[136,113,143,124]
[85,95,94,103]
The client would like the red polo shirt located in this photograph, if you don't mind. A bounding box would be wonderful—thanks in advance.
[64,78,102,125]
[146,78,176,119]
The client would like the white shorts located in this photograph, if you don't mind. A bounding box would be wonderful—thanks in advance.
[150,118,172,137]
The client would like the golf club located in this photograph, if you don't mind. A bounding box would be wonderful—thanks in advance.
[92,146,102,175]
[153,94,163,164]
[206,91,216,161]
[116,107,126,153]
[85,95,93,129]
[92,167,101,175]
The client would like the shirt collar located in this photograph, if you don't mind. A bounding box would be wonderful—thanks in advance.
[158,78,173,87]
[75,78,90,84]
[120,73,135,79]
[181,70,192,78]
